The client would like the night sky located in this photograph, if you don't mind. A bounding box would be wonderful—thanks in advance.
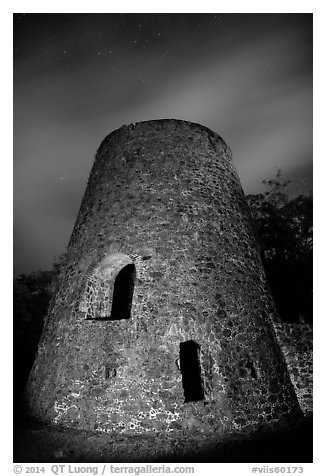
[13,13,312,276]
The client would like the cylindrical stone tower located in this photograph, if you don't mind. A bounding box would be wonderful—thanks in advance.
[25,119,301,435]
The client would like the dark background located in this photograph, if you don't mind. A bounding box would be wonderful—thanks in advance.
[13,14,313,462]
[14,13,312,277]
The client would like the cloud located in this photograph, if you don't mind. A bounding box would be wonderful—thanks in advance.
[14,16,312,274]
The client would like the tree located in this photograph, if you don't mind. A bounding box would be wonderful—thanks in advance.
[246,171,312,324]
[13,255,65,396]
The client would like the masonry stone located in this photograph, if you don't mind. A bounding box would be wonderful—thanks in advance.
[25,119,302,435]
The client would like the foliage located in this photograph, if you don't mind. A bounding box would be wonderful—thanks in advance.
[13,171,313,399]
[246,171,312,323]
[13,258,63,395]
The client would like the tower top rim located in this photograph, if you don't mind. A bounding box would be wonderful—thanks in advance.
[97,118,230,156]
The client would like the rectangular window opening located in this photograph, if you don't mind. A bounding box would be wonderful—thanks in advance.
[180,340,204,403]
[239,359,258,378]
[104,365,117,379]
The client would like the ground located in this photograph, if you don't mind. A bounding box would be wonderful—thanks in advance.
[14,414,312,463]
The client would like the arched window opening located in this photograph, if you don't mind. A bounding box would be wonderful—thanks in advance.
[110,263,136,320]
[80,253,135,321]
[180,340,204,403]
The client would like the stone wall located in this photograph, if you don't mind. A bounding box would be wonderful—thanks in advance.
[25,119,301,435]
[273,323,313,415]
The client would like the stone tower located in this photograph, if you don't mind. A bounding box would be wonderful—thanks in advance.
[25,119,301,435]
